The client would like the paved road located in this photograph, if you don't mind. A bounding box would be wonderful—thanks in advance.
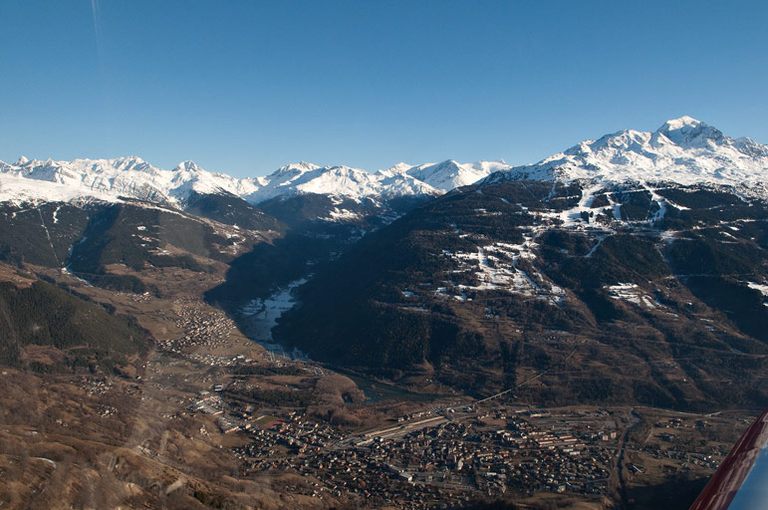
[613,408,642,510]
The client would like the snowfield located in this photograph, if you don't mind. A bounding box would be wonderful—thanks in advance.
[441,238,566,304]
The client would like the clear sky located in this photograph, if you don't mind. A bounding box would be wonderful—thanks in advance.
[1,1,766,177]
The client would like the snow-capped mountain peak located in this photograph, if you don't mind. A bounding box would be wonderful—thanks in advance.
[245,164,382,203]
[174,160,203,172]
[658,115,701,131]
[381,162,414,175]
[395,159,512,192]
[655,115,725,147]
[486,117,768,193]
[270,161,321,177]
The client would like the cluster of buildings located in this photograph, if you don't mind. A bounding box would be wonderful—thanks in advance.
[234,412,346,467]
[230,408,615,508]
[157,299,238,354]
[362,419,611,497]
[188,390,225,416]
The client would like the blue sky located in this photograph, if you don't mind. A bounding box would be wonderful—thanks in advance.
[0,1,766,176]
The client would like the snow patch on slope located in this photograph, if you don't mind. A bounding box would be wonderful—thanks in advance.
[442,236,565,303]
[747,282,768,297]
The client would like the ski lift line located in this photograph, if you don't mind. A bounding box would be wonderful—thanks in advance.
[36,208,61,266]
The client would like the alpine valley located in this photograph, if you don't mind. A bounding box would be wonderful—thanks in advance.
[2,116,767,510]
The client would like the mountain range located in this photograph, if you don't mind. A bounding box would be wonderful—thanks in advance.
[0,155,511,206]
[1,116,767,409]
[1,116,766,209]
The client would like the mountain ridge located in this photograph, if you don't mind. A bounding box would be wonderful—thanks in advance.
[2,116,767,208]
[0,156,508,206]
[484,116,768,193]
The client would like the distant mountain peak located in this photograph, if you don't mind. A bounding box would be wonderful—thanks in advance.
[659,115,702,130]
[383,162,413,174]
[485,116,768,192]
[273,161,320,174]
[175,160,203,172]
[405,159,511,191]
[656,115,724,147]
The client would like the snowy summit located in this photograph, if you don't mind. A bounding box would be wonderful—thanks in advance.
[485,116,768,192]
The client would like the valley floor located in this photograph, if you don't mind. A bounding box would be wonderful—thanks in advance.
[0,264,755,510]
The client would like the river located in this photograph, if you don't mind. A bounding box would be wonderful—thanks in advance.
[239,278,309,360]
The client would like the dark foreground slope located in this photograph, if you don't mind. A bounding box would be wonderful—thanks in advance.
[0,278,149,372]
[275,180,768,410]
